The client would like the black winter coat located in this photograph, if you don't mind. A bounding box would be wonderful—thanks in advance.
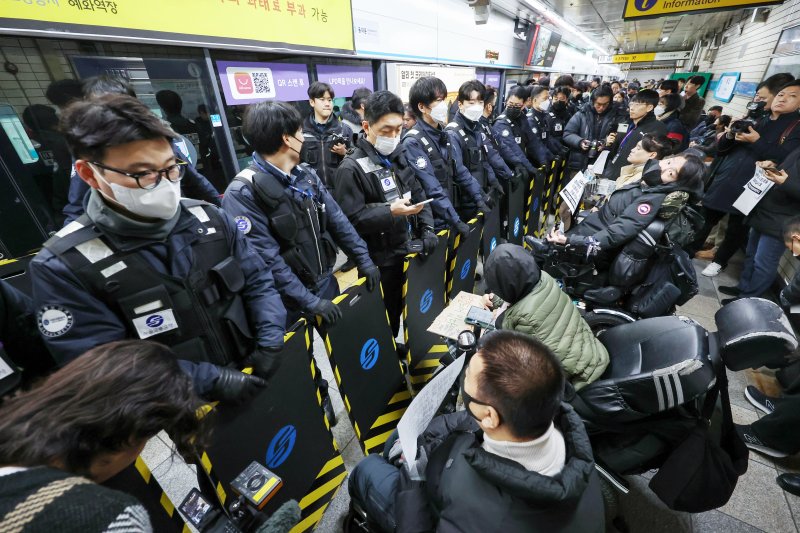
[563,106,622,171]
[602,113,667,181]
[333,137,433,267]
[395,405,604,533]
[747,146,800,240]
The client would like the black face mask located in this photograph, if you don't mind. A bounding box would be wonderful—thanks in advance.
[642,159,663,186]
[505,106,523,120]
[460,377,500,424]
[552,101,567,113]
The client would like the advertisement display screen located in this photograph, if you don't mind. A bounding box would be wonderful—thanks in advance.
[525,25,561,68]
[216,61,310,105]
[316,65,375,96]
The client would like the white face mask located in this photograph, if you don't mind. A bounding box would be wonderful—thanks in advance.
[92,164,181,220]
[430,101,448,125]
[538,99,551,112]
[462,103,484,122]
[654,105,666,117]
[374,134,400,156]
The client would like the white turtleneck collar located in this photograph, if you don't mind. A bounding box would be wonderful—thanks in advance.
[481,422,566,477]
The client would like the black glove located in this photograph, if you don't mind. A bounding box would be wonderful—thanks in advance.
[405,239,424,255]
[358,264,381,292]
[477,200,491,216]
[421,230,439,255]
[454,221,470,239]
[249,346,283,380]
[208,367,267,404]
[513,166,529,189]
[311,299,342,325]
[489,182,505,198]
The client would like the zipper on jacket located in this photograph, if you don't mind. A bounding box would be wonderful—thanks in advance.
[307,205,324,274]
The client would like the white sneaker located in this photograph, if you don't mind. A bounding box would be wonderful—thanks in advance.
[701,262,723,277]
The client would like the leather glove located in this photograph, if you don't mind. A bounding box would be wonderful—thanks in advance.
[311,298,342,325]
[249,346,283,380]
[208,367,267,404]
[358,265,381,292]
[454,221,470,240]
[421,230,439,255]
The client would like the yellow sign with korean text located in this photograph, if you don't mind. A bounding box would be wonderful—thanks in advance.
[623,0,782,20]
[1,0,354,53]
[613,53,656,63]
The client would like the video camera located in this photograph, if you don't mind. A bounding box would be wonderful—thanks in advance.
[587,140,604,159]
[179,461,283,532]
[727,100,767,138]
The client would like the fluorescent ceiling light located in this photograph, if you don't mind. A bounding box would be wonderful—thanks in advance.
[522,0,608,54]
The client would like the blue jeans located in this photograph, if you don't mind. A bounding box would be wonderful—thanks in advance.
[348,454,400,533]
[738,229,786,298]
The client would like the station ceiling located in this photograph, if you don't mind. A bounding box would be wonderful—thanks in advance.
[499,0,737,54]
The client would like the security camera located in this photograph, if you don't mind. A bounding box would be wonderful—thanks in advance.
[467,0,491,25]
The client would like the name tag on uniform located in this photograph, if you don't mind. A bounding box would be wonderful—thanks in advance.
[380,174,397,192]
[514,136,522,144]
[542,131,548,139]
[132,309,179,339]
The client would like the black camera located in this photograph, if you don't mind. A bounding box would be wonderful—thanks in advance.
[587,139,603,159]
[330,133,347,146]
[728,100,767,138]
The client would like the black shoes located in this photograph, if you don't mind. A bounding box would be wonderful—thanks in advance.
[721,297,739,306]
[745,385,779,415]
[777,474,800,497]
[718,285,741,296]
[735,424,789,458]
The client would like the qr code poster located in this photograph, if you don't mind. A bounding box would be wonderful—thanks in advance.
[217,60,310,105]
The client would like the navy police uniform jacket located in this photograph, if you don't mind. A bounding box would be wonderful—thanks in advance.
[31,194,286,393]
[492,113,537,174]
[62,138,221,225]
[478,116,513,182]
[222,154,374,313]
[447,112,501,191]
[527,108,557,166]
[403,119,483,228]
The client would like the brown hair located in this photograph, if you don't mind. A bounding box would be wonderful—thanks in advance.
[0,340,206,476]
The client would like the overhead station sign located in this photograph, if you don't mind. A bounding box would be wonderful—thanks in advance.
[599,50,692,63]
[1,0,354,54]
[623,0,783,20]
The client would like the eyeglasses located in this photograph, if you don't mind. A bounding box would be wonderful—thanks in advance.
[91,160,187,190]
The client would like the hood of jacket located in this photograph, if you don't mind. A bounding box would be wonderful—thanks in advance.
[484,244,541,305]
[464,402,596,506]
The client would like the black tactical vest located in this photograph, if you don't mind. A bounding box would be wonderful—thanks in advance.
[404,127,456,200]
[300,121,346,188]
[446,121,488,189]
[42,201,253,366]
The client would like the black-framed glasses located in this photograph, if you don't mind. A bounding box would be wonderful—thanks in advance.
[90,160,187,190]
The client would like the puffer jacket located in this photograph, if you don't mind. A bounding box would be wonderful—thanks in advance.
[484,244,610,390]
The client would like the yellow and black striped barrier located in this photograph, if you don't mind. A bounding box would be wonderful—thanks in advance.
[198,320,345,532]
[446,216,482,301]
[403,230,450,391]
[322,279,412,455]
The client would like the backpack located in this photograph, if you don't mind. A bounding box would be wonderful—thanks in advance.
[664,203,705,249]
[626,246,698,317]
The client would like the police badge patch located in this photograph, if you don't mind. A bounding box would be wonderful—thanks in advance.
[416,157,427,169]
[502,130,510,137]
[234,216,253,234]
[37,305,74,338]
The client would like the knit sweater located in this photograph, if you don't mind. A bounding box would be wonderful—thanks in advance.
[0,466,152,532]
[481,423,566,476]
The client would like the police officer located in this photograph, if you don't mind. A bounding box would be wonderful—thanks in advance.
[549,87,573,148]
[445,80,504,222]
[334,91,437,337]
[30,95,285,401]
[222,101,379,424]
[526,85,557,167]
[479,86,514,185]
[403,77,486,235]
[62,75,220,225]
[300,81,353,194]
[492,86,537,181]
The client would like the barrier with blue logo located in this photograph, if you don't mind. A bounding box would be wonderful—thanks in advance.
[403,230,450,390]
[198,319,345,532]
[446,217,482,301]
[322,279,411,455]
[481,190,502,260]
[504,177,526,245]
[525,166,547,237]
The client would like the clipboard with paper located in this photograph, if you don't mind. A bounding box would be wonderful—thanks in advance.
[733,167,774,216]
[559,170,589,214]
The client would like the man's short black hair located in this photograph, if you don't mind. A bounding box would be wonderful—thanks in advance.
[676,77,687,83]
[351,87,373,110]
[659,79,678,93]
[708,105,723,112]
[484,86,498,106]
[364,90,404,125]
[506,85,529,103]
[82,75,137,99]
[457,80,487,103]
[155,90,183,114]
[308,81,334,99]
[630,88,659,107]
[688,75,706,86]
[555,86,572,99]
[554,75,574,88]
[661,93,683,113]
[757,73,795,96]
[60,94,176,161]
[537,76,551,87]
[780,79,800,92]
[529,85,549,100]
[592,86,614,101]
[46,79,84,108]
[476,330,565,439]
[22,104,59,132]
[592,77,602,84]
[409,77,447,118]
[243,101,302,156]
[783,215,800,241]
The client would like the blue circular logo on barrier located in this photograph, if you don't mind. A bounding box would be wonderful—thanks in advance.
[420,289,434,314]
[460,259,471,280]
[533,197,539,211]
[634,0,657,10]
[514,217,521,237]
[360,338,380,370]
[490,237,497,252]
[146,315,163,328]
[265,425,296,469]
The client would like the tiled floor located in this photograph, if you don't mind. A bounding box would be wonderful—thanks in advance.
[147,252,800,532]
